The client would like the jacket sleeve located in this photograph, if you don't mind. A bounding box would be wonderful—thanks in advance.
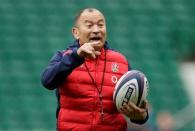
[41,48,84,90]
[130,110,149,124]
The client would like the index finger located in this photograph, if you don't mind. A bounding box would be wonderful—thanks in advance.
[89,41,100,48]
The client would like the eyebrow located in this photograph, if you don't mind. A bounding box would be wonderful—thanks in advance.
[98,19,104,23]
[84,20,93,24]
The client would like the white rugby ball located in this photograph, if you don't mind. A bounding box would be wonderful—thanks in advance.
[113,70,149,111]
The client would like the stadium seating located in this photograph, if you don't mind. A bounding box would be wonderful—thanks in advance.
[0,0,195,130]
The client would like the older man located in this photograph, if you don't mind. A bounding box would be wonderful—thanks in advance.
[41,8,149,131]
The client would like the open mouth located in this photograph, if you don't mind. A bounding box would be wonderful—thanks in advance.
[89,37,101,42]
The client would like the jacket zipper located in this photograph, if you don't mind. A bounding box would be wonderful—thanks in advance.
[92,58,98,131]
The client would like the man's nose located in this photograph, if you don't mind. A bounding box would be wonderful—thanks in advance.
[92,25,100,34]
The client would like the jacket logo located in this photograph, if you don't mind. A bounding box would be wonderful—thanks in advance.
[111,63,119,72]
[111,76,118,84]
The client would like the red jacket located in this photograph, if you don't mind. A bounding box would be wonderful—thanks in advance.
[41,41,148,131]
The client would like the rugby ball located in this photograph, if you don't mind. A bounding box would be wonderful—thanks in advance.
[113,70,149,111]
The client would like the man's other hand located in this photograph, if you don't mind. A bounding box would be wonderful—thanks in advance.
[120,100,148,120]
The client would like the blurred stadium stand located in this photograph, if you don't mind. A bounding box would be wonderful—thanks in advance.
[0,0,195,130]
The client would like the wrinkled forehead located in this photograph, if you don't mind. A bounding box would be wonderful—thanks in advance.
[78,9,105,24]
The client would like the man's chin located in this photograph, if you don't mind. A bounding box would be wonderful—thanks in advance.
[96,42,104,51]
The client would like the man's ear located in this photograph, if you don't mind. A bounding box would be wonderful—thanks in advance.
[72,27,79,39]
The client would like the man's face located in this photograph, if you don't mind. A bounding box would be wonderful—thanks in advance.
[73,10,106,50]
